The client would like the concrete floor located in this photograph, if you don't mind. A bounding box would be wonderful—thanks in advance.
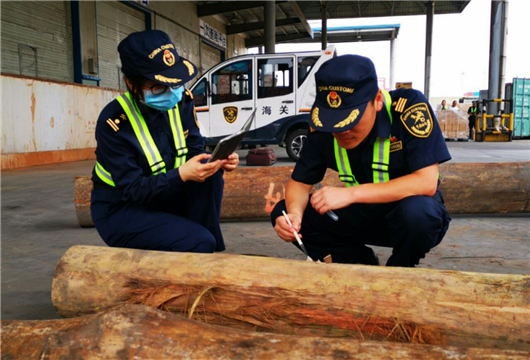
[2,140,529,321]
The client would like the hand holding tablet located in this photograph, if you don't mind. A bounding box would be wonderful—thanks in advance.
[207,109,256,163]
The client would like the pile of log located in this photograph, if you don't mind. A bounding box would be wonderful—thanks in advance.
[3,304,528,360]
[51,245,530,351]
[75,162,530,227]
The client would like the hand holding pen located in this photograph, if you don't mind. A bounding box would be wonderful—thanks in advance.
[282,210,313,262]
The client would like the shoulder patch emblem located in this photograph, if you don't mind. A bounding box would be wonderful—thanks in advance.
[400,103,433,138]
[394,98,408,113]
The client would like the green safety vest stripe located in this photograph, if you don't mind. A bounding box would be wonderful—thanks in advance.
[95,161,115,187]
[96,92,188,187]
[117,93,166,175]
[168,107,188,168]
[334,138,358,187]
[334,90,393,186]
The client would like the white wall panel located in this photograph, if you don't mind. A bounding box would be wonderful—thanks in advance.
[1,75,122,154]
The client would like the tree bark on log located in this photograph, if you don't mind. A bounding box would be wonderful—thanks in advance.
[4,305,528,360]
[51,245,530,351]
[76,162,530,227]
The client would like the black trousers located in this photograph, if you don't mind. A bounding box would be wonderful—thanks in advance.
[91,170,225,253]
[468,117,476,139]
[271,191,451,267]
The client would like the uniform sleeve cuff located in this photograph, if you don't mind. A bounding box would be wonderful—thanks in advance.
[167,168,184,188]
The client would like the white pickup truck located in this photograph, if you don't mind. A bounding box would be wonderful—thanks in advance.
[190,46,337,160]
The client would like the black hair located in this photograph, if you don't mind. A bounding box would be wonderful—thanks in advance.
[123,74,148,105]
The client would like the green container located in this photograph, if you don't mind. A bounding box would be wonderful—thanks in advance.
[506,78,530,138]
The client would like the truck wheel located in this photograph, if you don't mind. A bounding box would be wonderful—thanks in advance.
[286,129,308,161]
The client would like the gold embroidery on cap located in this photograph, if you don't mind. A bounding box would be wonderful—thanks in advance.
[334,109,360,128]
[163,50,175,66]
[327,91,342,108]
[312,108,323,127]
[183,60,194,76]
[154,75,182,84]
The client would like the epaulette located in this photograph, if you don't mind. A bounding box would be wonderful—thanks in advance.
[184,88,194,102]
[106,113,128,132]
[391,96,408,114]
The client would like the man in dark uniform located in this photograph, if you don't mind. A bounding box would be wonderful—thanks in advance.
[91,30,239,253]
[271,55,451,267]
[468,101,478,139]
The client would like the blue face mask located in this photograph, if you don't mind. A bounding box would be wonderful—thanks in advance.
[143,86,184,111]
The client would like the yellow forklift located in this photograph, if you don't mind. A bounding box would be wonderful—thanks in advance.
[474,98,513,142]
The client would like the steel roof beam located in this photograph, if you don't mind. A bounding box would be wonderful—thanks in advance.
[245,33,309,47]
[287,0,314,38]
[197,1,286,17]
[226,18,301,35]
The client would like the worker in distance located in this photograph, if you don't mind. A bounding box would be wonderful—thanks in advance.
[271,55,452,267]
[91,30,238,253]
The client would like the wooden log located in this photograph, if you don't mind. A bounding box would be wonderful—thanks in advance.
[4,305,528,360]
[51,245,530,351]
[75,162,530,227]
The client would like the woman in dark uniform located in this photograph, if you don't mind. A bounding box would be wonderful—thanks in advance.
[91,30,238,253]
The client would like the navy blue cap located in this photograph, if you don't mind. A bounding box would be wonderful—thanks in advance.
[311,55,379,132]
[118,30,197,86]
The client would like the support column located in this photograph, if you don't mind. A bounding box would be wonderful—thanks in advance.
[389,37,395,90]
[424,1,434,100]
[321,4,328,50]
[264,1,276,54]
[487,0,509,116]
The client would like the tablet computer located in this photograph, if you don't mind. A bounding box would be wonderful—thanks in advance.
[208,109,256,163]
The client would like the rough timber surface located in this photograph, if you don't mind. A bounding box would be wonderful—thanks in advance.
[75,162,530,227]
[51,245,530,351]
[3,305,529,360]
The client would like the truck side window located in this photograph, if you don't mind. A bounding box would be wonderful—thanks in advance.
[212,60,252,104]
[258,58,293,99]
[298,56,319,87]
[192,78,207,107]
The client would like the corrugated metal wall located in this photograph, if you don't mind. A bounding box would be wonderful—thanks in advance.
[200,42,222,74]
[1,1,74,82]
[96,1,145,90]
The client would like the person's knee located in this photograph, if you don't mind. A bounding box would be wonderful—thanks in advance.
[395,196,444,247]
[189,230,217,253]
[270,200,287,226]
[207,169,224,187]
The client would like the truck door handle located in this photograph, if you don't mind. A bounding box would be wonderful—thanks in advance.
[241,107,253,110]
[282,100,294,104]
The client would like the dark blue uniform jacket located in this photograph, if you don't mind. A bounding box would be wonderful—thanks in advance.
[91,92,204,205]
[293,88,452,185]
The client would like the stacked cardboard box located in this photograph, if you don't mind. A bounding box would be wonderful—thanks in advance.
[436,109,469,139]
